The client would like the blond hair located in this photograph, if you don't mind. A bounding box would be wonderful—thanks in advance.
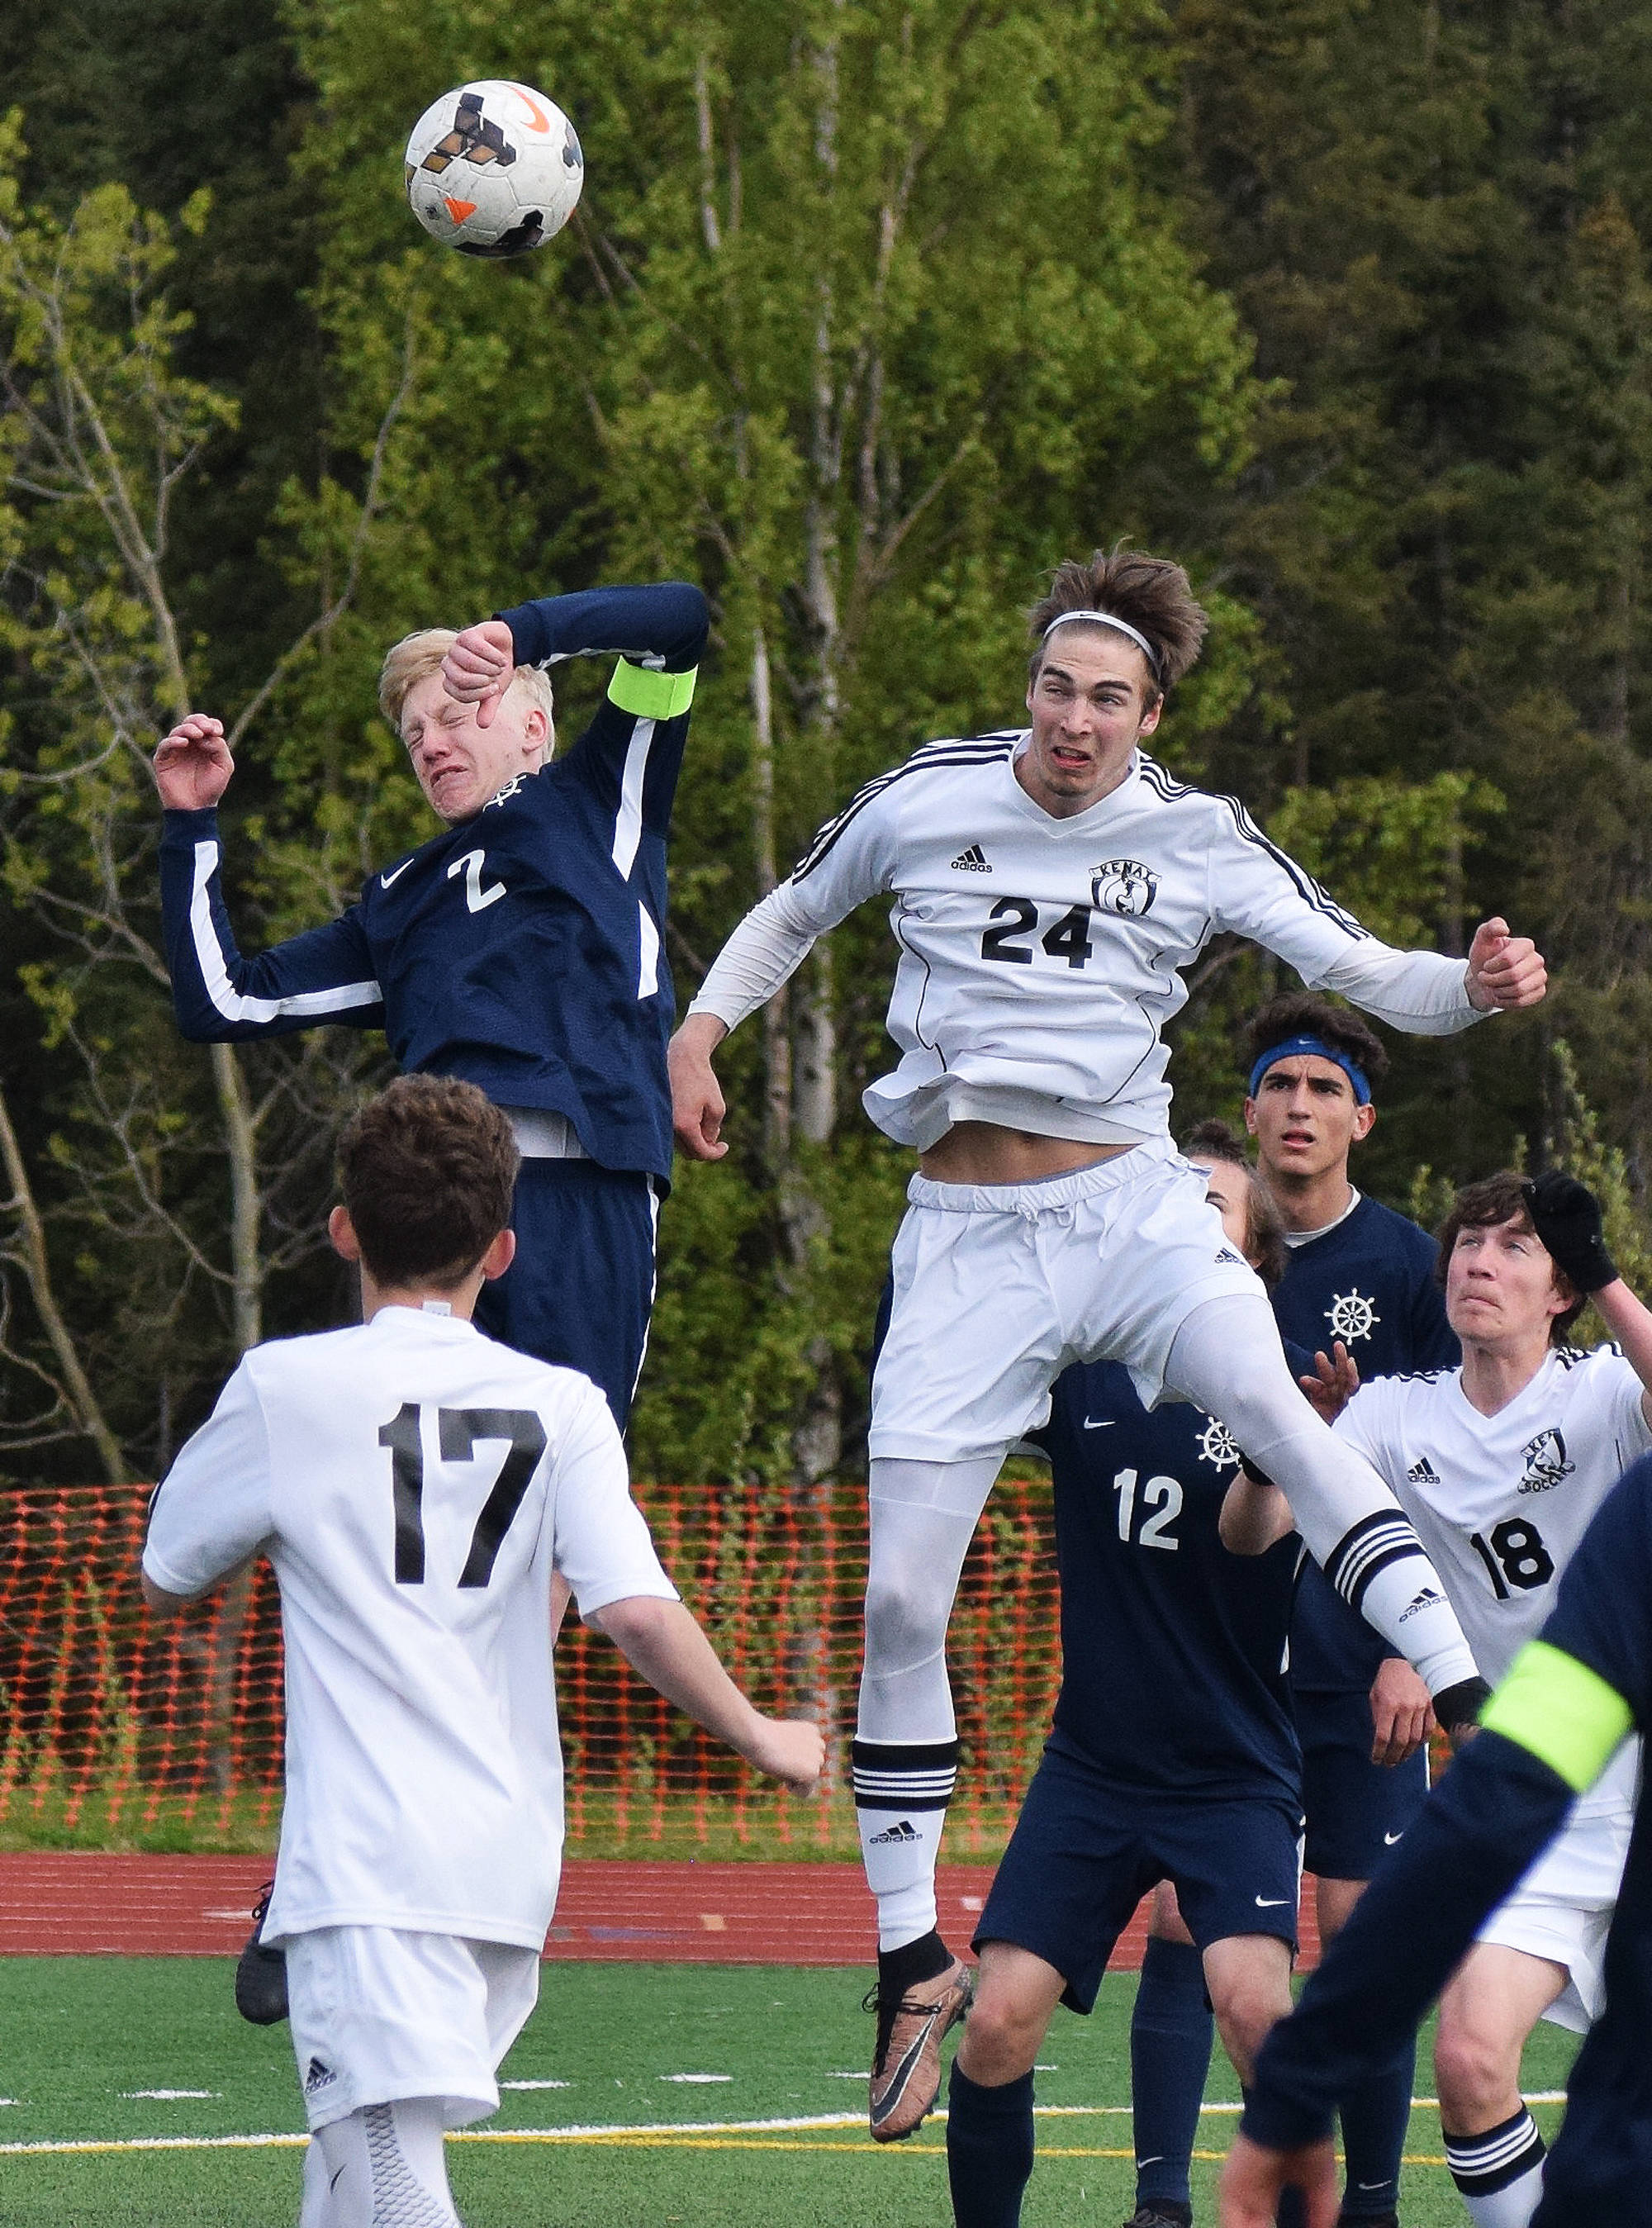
[377,629,557,738]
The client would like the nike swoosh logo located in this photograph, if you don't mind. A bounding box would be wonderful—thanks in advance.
[1082,1418,1115,1430]
[1254,1896,1289,1907]
[380,857,415,889]
[1384,1831,1403,1846]
[515,88,553,131]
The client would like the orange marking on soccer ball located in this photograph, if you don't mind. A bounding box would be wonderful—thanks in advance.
[443,195,478,225]
[514,88,553,131]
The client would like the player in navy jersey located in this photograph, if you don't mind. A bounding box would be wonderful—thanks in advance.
[1127,997,1455,2228]
[1220,1449,1652,2228]
[945,1135,1327,2226]
[152,580,708,1427]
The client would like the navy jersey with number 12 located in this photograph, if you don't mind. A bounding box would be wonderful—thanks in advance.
[1028,1356,1304,1803]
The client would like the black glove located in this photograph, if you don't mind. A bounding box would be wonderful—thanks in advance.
[1522,1170,1618,1293]
[1432,1674,1492,1741]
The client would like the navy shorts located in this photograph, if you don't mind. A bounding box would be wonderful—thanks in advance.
[1297,1688,1429,1881]
[976,1741,1303,2015]
[472,1160,659,1428]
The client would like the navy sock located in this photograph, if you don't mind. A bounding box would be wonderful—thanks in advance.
[1130,1936,1213,2208]
[1336,2035,1414,2217]
[946,2063,1035,2228]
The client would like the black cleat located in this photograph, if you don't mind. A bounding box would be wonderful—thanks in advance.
[1120,2207,1193,2228]
[234,1879,288,2026]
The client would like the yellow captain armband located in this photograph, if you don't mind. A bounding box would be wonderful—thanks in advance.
[1479,1641,1635,1793]
[607,661,697,720]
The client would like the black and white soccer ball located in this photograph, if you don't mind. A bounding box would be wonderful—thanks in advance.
[404,82,583,259]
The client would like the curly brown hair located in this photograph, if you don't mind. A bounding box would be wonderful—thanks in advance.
[1028,548,1208,703]
[338,1075,519,1289]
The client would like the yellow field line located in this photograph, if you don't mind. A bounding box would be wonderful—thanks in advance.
[0,2093,1564,2162]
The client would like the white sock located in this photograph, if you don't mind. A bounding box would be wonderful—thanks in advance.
[1445,2108,1546,2228]
[855,1460,1000,1950]
[313,2099,462,2228]
[1164,1295,1477,1692]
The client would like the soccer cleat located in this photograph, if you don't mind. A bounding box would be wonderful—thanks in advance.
[865,1953,972,2141]
[1119,2207,1193,2228]
[234,1879,289,2026]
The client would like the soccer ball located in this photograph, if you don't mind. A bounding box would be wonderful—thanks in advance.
[404,82,583,259]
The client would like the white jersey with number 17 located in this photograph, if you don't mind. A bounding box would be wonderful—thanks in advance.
[1336,1344,1651,1821]
[143,1306,677,1950]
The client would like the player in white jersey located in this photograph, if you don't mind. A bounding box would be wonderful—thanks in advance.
[141,1077,822,2228]
[1225,1169,1652,2228]
[668,547,1546,2139]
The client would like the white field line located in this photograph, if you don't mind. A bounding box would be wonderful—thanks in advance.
[0,2095,1569,2159]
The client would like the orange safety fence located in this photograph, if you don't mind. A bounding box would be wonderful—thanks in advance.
[0,1482,1062,1853]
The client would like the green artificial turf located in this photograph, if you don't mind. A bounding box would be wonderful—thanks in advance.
[0,1957,1578,2225]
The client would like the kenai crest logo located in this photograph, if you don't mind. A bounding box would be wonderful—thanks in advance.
[1090,857,1158,917]
[1517,1427,1574,1494]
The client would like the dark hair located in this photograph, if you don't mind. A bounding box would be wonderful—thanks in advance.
[338,1076,519,1289]
[1435,1171,1586,1346]
[1027,548,1208,705]
[1180,1119,1288,1290]
[1243,992,1389,1094]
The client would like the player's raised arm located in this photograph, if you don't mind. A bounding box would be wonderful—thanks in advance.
[1524,1170,1652,1422]
[668,758,904,1158]
[1209,809,1546,1038]
[152,713,235,812]
[588,1594,824,1793]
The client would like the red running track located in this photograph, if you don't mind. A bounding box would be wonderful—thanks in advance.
[0,1854,1324,1967]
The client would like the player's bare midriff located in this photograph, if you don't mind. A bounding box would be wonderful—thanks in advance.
[917,1122,1132,1185]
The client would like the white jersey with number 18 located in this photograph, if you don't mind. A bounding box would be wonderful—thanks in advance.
[143,1306,677,1949]
[1336,1344,1652,1821]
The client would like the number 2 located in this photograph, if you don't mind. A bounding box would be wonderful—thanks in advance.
[377,1404,547,1587]
[447,848,507,913]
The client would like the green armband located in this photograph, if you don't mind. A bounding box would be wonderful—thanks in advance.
[607,661,697,720]
[1479,1640,1635,1793]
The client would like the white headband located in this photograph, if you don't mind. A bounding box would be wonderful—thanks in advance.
[1042,608,1160,673]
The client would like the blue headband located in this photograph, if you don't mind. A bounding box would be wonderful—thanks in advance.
[1247,1034,1371,1106]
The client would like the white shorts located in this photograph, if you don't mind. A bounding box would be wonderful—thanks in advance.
[869,1137,1264,1465]
[1474,1801,1631,2033]
[287,1925,540,2131]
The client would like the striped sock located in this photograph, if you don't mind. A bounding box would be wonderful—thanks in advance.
[1444,2107,1546,2228]
[853,1737,959,1950]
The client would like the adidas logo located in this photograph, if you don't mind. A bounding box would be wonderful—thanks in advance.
[1407,1455,1442,1484]
[303,2057,337,2094]
[868,1819,920,1845]
[1398,1585,1443,1624]
[950,843,991,872]
[1215,1247,1243,1266]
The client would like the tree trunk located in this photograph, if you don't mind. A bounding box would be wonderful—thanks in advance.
[0,1082,126,1483]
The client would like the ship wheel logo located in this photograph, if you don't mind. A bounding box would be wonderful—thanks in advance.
[1195,1417,1241,1470]
[1325,1290,1379,1343]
